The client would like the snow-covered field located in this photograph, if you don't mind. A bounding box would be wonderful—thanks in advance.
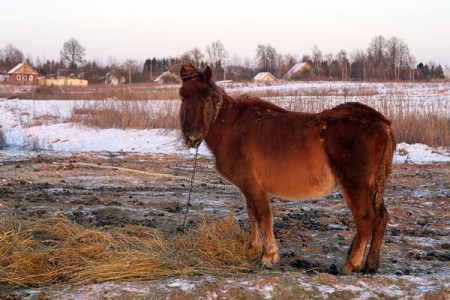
[0,81,449,163]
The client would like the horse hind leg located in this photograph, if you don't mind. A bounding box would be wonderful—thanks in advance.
[364,202,388,273]
[364,129,394,273]
[340,185,375,275]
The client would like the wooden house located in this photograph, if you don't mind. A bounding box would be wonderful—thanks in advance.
[7,62,42,84]
[283,62,313,80]
[253,72,276,83]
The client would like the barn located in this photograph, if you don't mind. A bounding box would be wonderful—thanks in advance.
[283,62,313,80]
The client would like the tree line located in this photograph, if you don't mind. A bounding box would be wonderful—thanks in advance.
[0,36,447,84]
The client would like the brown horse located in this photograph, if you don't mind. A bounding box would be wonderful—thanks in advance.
[178,64,396,274]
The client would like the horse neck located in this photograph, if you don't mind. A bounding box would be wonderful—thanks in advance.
[204,90,236,153]
[212,87,235,123]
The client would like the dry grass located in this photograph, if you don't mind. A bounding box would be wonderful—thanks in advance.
[391,114,450,147]
[0,217,256,288]
[65,95,449,146]
[68,100,179,130]
[1,83,180,101]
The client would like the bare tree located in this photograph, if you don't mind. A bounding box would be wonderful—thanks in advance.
[181,48,203,67]
[2,44,24,70]
[190,48,203,67]
[350,49,367,81]
[283,53,298,67]
[336,50,349,81]
[386,37,400,80]
[255,44,277,72]
[60,38,86,69]
[205,40,228,80]
[368,35,387,80]
[385,37,411,81]
[227,53,242,79]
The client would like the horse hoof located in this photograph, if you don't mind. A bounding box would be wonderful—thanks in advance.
[362,265,378,274]
[363,260,379,274]
[261,257,275,268]
[339,265,353,275]
[340,262,366,275]
[261,252,280,268]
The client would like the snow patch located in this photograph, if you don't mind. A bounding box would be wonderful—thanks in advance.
[168,279,196,291]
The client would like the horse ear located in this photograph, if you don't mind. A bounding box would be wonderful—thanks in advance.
[180,65,190,83]
[203,66,212,83]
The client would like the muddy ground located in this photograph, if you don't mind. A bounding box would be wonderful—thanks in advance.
[0,150,449,299]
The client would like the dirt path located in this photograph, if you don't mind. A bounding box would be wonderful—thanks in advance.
[0,151,449,299]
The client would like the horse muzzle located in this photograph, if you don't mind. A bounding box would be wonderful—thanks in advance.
[185,134,203,148]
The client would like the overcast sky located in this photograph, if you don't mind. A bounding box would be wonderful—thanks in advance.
[2,0,450,66]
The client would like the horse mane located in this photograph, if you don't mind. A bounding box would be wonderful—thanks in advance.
[235,94,288,114]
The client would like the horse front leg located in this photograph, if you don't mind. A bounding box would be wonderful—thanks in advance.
[243,187,279,268]
[246,201,262,255]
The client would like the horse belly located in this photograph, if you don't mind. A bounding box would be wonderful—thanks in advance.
[258,154,337,200]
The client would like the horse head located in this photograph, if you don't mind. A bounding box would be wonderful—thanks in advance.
[179,64,219,148]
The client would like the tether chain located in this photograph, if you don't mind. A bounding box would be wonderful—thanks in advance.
[52,161,234,189]
[182,147,199,229]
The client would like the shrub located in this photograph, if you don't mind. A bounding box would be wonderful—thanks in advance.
[0,126,5,149]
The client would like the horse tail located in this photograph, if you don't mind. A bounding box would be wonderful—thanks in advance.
[370,124,396,214]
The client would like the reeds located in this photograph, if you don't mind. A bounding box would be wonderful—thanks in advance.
[68,100,180,130]
[16,83,180,101]
[391,114,450,147]
[0,217,256,288]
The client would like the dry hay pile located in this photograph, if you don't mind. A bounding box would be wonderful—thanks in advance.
[0,217,256,288]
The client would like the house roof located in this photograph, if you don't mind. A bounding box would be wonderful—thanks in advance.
[7,62,40,75]
[253,72,275,81]
[283,62,311,79]
[7,63,25,74]
[154,71,177,82]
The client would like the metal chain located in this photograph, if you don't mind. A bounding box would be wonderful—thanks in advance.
[182,147,199,229]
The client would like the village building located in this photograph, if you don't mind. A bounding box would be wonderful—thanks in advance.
[154,71,178,84]
[38,76,88,87]
[0,74,8,83]
[253,72,276,83]
[103,71,125,85]
[283,62,313,80]
[7,62,42,84]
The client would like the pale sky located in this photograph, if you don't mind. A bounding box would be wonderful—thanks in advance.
[2,0,450,66]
